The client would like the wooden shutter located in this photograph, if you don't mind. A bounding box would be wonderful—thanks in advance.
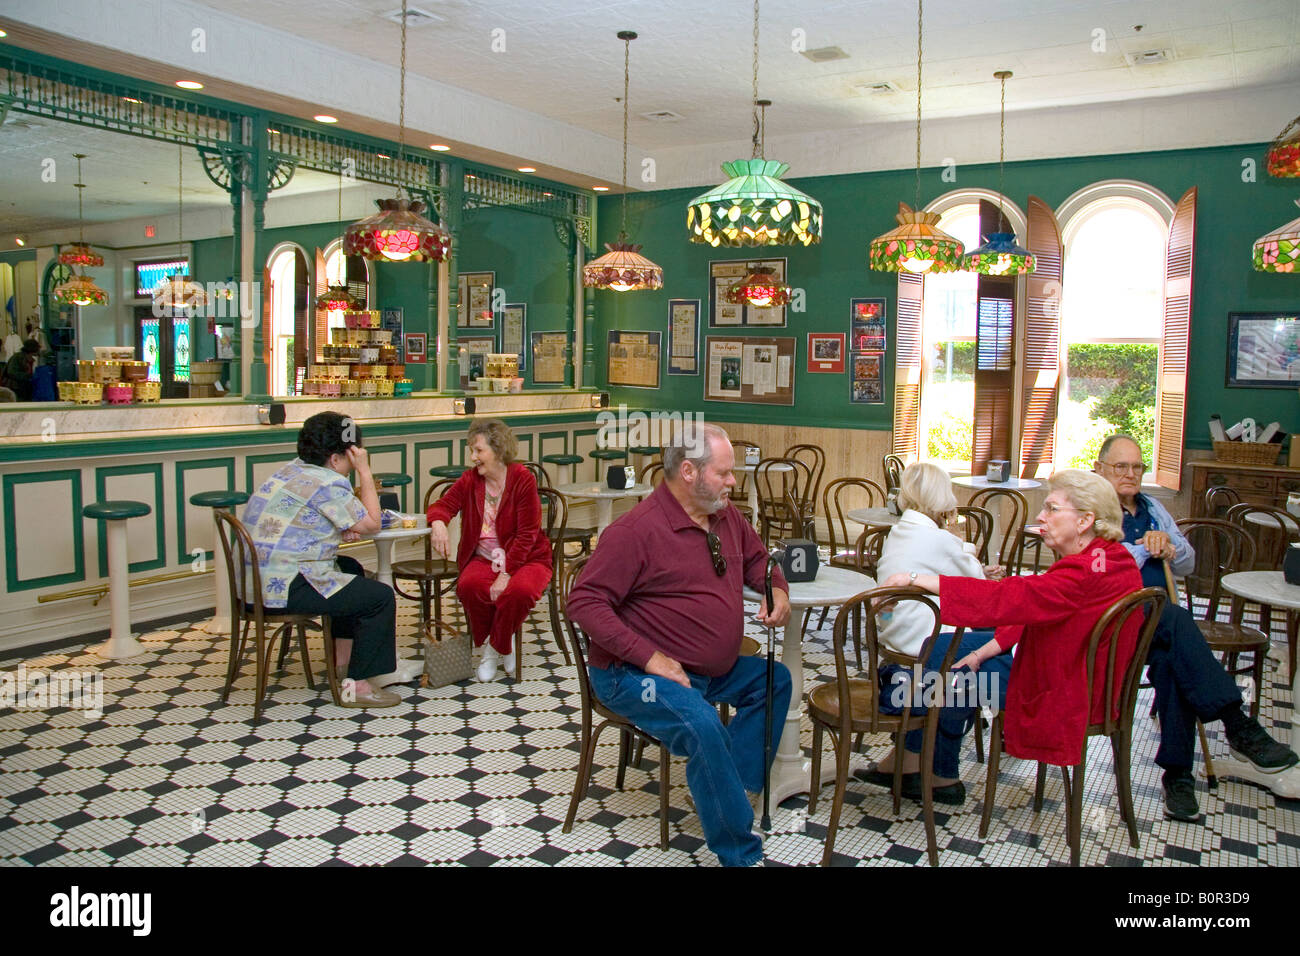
[1020,195,1063,478]
[346,254,369,309]
[892,205,924,460]
[313,247,329,364]
[293,250,309,387]
[1155,187,1196,491]
[972,200,1015,476]
[261,265,273,371]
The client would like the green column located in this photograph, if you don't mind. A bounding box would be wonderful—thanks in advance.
[582,281,596,388]
[443,160,463,392]
[245,110,271,402]
[565,231,576,388]
[228,178,243,394]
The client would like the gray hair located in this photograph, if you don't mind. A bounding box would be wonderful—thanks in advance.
[662,422,730,479]
[897,462,958,524]
[1048,469,1124,542]
[1097,433,1142,465]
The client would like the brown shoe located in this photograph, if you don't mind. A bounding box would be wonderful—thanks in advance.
[337,684,402,708]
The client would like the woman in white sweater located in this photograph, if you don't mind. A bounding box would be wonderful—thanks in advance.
[859,462,1007,804]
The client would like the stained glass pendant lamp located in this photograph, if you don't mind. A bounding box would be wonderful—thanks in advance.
[583,31,664,292]
[344,0,451,263]
[1252,199,1300,272]
[686,0,822,248]
[725,263,791,308]
[54,154,110,306]
[153,145,207,312]
[869,0,963,274]
[962,71,1036,276]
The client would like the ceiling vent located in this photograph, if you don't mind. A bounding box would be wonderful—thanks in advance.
[855,81,900,95]
[1125,48,1172,66]
[382,6,444,26]
[640,109,682,122]
[802,46,850,63]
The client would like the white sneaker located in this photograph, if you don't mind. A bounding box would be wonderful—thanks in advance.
[477,646,500,682]
[502,650,517,677]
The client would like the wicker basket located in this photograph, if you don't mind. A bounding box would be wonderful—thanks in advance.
[1213,440,1280,465]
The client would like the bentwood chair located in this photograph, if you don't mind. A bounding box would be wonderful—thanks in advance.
[882,454,905,492]
[637,459,665,489]
[559,555,676,850]
[979,587,1166,866]
[955,505,994,565]
[755,456,815,545]
[213,510,337,723]
[784,443,827,539]
[730,439,760,522]
[1226,502,1300,662]
[823,476,887,571]
[392,478,460,640]
[807,587,967,866]
[1203,485,1242,520]
[968,487,1029,569]
[512,486,569,678]
[521,460,597,559]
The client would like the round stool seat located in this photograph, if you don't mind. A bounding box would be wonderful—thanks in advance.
[84,500,151,521]
[429,464,468,479]
[189,490,250,509]
[374,472,413,488]
[629,446,661,456]
[542,453,583,466]
[589,448,628,461]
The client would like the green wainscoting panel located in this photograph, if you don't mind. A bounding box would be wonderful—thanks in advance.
[175,457,237,566]
[414,439,456,511]
[516,432,534,463]
[365,443,409,510]
[94,463,166,577]
[3,470,84,592]
[245,453,290,497]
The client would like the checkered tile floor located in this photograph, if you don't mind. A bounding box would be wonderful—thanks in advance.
[2,588,1297,867]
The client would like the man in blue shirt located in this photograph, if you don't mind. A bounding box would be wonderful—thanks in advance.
[1095,434,1296,821]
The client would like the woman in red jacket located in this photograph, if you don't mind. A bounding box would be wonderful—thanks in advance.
[882,469,1143,775]
[427,419,553,681]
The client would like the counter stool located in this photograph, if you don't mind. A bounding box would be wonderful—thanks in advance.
[629,445,661,475]
[83,500,152,659]
[429,464,468,480]
[189,490,251,637]
[542,453,583,484]
[374,472,412,511]
[590,448,628,483]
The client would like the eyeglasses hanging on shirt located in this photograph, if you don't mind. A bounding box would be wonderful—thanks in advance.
[706,532,727,577]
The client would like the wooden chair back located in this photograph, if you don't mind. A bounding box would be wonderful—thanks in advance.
[784,443,827,518]
[968,487,1029,567]
[1174,518,1257,621]
[214,508,259,627]
[852,524,891,577]
[823,476,886,562]
[1083,587,1167,738]
[420,478,458,562]
[755,456,814,541]
[518,460,552,489]
[637,460,665,488]
[882,454,905,491]
[955,505,994,565]
[1204,485,1242,519]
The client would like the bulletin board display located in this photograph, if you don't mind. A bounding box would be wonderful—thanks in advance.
[702,335,796,406]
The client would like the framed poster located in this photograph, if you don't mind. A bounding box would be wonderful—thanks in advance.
[458,334,496,388]
[850,298,887,352]
[668,298,700,375]
[1227,312,1300,387]
[500,303,526,371]
[457,271,495,328]
[709,257,788,328]
[850,351,885,404]
[381,307,404,362]
[531,331,568,384]
[214,325,235,360]
[807,332,845,373]
[607,330,661,389]
[404,332,427,365]
[703,335,796,406]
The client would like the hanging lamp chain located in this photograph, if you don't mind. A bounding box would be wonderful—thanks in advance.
[396,0,408,196]
[914,0,922,211]
[74,153,86,245]
[620,33,630,238]
[751,0,761,160]
[997,72,1007,232]
[177,144,184,263]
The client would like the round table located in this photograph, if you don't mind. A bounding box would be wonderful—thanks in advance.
[744,564,876,804]
[1241,510,1300,532]
[555,482,652,535]
[1217,571,1300,798]
[362,517,430,688]
[846,506,900,528]
[734,461,793,529]
[951,475,1042,492]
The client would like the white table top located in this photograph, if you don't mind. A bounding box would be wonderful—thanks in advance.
[952,475,1042,490]
[1242,510,1300,532]
[845,506,900,526]
[744,564,876,610]
[556,482,652,500]
[1220,571,1300,609]
[734,461,794,475]
[365,515,428,541]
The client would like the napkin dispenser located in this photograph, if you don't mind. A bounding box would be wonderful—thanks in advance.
[985,459,1010,483]
[606,465,635,490]
[778,539,819,583]
[257,403,286,426]
[745,446,760,466]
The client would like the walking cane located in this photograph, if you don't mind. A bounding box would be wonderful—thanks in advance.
[761,547,783,832]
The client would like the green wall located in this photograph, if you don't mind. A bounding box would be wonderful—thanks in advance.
[593,142,1300,447]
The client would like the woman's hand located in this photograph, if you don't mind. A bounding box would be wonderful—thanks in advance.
[341,529,362,543]
[880,572,939,593]
[953,651,982,672]
[983,564,1006,581]
[881,572,912,589]
[346,444,371,476]
[489,571,511,602]
[428,520,450,558]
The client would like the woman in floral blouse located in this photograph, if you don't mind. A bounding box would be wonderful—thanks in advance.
[242,411,399,708]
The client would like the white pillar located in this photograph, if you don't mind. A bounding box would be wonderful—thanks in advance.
[92,520,145,659]
[198,511,233,635]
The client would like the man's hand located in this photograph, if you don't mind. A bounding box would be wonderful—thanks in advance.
[1141,530,1175,560]
[757,586,791,628]
[644,650,690,688]
[489,571,510,602]
[428,520,450,558]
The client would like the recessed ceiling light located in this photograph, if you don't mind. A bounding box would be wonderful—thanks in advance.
[376,152,390,159]
[15,237,26,246]
[314,114,338,123]
[122,96,142,104]
[267,128,281,136]
[429,144,451,151]
[517,166,536,173]
[593,186,610,191]
[175,80,204,90]
[802,46,850,63]
[640,110,682,122]
[0,30,8,38]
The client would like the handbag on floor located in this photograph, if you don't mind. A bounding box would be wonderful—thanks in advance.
[421,618,473,688]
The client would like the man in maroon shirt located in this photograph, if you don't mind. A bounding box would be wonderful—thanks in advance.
[567,423,792,867]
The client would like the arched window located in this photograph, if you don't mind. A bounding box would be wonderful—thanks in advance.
[266,243,309,397]
[1056,184,1173,471]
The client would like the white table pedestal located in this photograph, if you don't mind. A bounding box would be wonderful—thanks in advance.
[91,519,145,660]
[1216,758,1300,798]
[364,525,429,687]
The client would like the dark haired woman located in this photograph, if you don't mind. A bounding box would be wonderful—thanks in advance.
[427,418,552,681]
[241,411,399,707]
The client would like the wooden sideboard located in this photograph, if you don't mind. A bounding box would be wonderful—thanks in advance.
[1188,459,1300,516]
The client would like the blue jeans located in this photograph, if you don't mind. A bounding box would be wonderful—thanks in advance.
[588,655,792,867]
[878,630,1009,779]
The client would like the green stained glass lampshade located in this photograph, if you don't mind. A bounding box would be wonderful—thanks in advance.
[1253,201,1300,273]
[686,159,823,247]
[962,232,1037,275]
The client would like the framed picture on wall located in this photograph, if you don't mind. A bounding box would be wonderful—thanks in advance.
[1226,311,1300,387]
[404,332,427,364]
[500,303,526,370]
[458,271,495,328]
[850,351,885,404]
[807,333,845,373]
[458,334,496,388]
[668,299,700,375]
[850,298,887,352]
[708,257,788,328]
[607,330,661,389]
